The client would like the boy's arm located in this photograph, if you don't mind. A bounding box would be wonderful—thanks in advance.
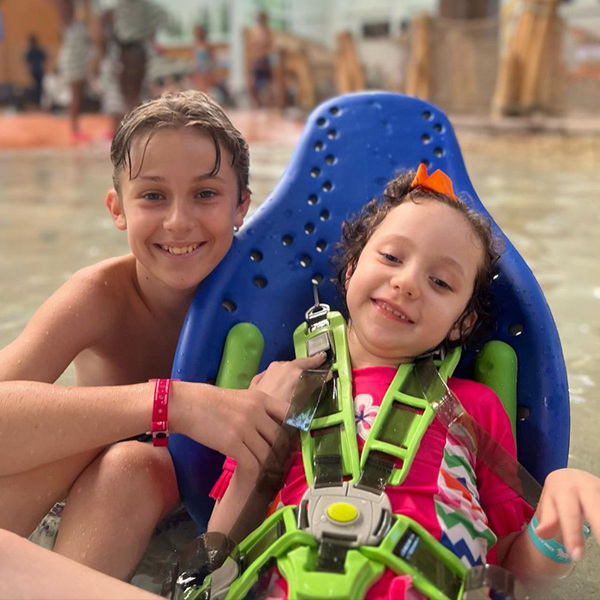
[0,267,109,383]
[0,267,291,473]
[0,379,289,475]
[0,267,133,473]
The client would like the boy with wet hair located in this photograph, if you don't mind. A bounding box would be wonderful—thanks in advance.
[0,90,321,580]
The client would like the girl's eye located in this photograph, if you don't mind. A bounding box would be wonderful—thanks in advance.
[380,252,401,264]
[142,192,163,201]
[197,190,217,199]
[431,277,451,290]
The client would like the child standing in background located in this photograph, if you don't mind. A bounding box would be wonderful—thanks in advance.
[192,25,214,93]
[56,0,91,142]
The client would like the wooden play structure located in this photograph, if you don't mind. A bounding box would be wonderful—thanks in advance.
[243,29,366,111]
[334,31,365,95]
[493,0,565,116]
[405,15,433,102]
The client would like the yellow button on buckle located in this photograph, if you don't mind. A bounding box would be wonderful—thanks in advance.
[326,502,359,524]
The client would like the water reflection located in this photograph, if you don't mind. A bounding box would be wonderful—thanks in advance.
[0,130,598,597]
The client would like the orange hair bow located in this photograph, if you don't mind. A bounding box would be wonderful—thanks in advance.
[410,163,458,201]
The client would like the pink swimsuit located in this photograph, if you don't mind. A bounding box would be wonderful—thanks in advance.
[212,369,533,599]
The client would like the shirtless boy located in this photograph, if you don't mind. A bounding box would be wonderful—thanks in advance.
[0,90,319,580]
[246,10,275,108]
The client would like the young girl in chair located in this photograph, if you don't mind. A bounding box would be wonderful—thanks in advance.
[209,165,599,598]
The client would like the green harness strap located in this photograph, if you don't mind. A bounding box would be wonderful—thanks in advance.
[217,504,466,600]
[212,312,467,600]
[294,311,461,490]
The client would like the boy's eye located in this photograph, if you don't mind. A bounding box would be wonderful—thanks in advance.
[431,277,451,290]
[197,190,217,199]
[142,192,163,201]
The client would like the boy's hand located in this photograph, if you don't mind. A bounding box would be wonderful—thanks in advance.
[170,353,326,477]
[534,467,600,561]
[249,353,327,399]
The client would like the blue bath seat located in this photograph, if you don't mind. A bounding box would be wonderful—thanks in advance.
[169,92,570,529]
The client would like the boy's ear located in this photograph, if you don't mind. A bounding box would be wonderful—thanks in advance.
[449,310,478,342]
[234,189,252,229]
[106,189,127,230]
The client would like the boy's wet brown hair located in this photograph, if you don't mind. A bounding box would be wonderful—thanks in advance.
[110,91,249,202]
[332,170,502,349]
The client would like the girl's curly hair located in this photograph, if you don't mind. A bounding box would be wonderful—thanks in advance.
[331,170,502,350]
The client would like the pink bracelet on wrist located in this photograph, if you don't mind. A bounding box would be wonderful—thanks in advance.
[149,379,177,447]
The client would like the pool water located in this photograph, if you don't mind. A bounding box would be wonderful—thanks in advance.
[1,130,599,597]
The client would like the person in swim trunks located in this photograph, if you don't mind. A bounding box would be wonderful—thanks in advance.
[246,10,276,108]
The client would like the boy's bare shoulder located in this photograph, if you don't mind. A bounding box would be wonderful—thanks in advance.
[0,256,138,382]
[67,255,137,304]
[48,255,139,331]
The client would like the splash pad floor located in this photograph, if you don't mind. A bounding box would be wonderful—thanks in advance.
[0,109,305,150]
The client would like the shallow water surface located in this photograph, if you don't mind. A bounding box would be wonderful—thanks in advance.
[0,131,599,597]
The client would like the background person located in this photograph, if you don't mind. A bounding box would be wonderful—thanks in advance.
[191,24,214,93]
[246,10,275,108]
[56,0,91,142]
[23,33,47,106]
[98,0,167,115]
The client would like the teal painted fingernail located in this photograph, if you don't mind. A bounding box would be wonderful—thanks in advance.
[583,524,592,539]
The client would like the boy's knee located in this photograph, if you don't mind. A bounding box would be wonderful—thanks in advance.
[75,442,179,512]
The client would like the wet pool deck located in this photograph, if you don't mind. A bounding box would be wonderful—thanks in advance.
[2,110,600,151]
[0,110,306,150]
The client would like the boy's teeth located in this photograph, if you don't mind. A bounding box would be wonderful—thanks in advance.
[162,244,199,255]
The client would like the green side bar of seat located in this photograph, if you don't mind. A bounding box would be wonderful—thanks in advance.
[473,340,518,441]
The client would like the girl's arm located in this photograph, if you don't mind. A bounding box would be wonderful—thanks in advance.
[499,468,600,590]
[207,355,327,540]
[208,467,260,538]
[497,527,573,591]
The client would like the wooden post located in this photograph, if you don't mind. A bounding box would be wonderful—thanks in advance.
[335,31,365,94]
[519,0,558,110]
[405,14,433,100]
[493,0,562,115]
[439,0,499,19]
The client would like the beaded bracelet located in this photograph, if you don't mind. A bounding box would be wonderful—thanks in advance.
[528,515,572,564]
[149,379,175,447]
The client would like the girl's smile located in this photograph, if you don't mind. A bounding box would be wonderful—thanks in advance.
[345,199,484,369]
[371,298,415,323]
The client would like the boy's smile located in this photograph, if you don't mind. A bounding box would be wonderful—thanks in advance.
[345,200,484,369]
[157,243,203,256]
[107,128,250,302]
